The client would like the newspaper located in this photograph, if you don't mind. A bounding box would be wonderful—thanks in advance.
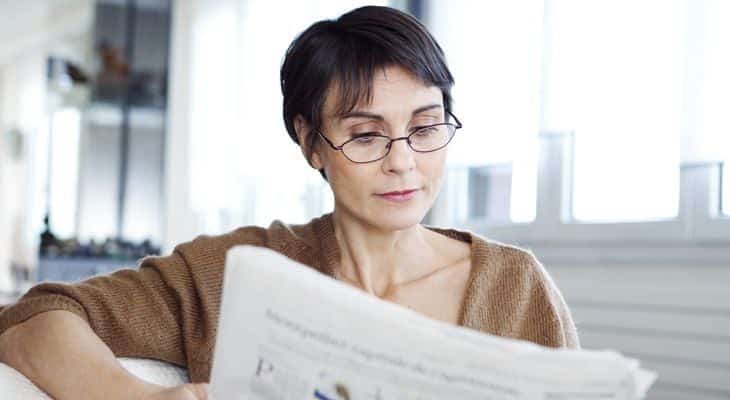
[210,246,656,400]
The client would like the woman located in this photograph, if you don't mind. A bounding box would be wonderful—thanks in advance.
[0,6,578,400]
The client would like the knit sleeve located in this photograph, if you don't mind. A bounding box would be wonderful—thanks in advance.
[526,253,581,350]
[0,251,193,367]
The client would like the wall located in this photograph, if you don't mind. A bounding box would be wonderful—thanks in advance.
[0,54,46,292]
[548,262,730,399]
[0,0,93,292]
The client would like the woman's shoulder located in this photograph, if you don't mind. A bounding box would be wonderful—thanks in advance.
[445,228,579,348]
[472,234,543,273]
[426,225,558,294]
[425,225,540,272]
[172,215,325,267]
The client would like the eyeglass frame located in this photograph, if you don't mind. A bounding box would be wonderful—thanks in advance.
[314,110,463,164]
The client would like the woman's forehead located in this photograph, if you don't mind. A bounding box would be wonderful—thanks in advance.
[323,66,443,120]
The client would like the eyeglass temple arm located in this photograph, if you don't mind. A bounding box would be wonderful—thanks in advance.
[447,110,462,128]
[316,130,343,150]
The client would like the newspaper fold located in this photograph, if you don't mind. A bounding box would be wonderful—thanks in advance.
[210,246,656,400]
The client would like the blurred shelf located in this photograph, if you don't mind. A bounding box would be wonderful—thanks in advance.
[37,257,137,282]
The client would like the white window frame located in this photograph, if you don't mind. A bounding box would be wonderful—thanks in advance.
[425,0,730,265]
[430,132,730,265]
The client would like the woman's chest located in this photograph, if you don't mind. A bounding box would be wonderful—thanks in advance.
[382,257,472,325]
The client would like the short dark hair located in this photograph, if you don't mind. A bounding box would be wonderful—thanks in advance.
[280,5,455,180]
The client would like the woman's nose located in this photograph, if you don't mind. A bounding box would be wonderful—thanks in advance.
[381,137,416,174]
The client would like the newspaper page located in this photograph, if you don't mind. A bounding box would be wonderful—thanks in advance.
[210,246,656,400]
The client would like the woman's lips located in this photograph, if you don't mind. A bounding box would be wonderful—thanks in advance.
[376,189,419,202]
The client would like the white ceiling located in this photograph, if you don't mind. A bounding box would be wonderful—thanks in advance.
[0,0,93,65]
[0,1,49,40]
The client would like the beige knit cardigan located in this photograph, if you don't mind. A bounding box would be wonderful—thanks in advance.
[0,213,579,382]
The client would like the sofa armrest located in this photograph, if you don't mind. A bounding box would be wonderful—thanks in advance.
[0,358,189,399]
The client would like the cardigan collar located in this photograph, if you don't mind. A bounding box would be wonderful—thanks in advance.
[310,212,489,329]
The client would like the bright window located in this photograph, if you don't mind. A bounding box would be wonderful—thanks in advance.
[429,0,544,224]
[545,0,684,223]
[49,108,81,238]
[701,0,730,216]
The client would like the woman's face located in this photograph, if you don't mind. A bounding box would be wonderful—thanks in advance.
[309,66,448,231]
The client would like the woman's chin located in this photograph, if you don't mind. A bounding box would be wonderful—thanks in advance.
[335,196,432,231]
[370,207,428,231]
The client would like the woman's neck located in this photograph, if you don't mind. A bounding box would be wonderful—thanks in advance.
[331,209,437,297]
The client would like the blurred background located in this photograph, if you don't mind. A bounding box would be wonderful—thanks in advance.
[0,0,728,398]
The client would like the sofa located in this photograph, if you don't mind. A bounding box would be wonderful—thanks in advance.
[0,358,189,399]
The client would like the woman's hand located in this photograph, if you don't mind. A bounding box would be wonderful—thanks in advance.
[144,383,209,400]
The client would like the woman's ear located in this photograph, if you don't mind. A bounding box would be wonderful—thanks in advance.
[293,115,323,170]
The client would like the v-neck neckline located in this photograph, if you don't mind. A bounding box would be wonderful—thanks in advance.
[311,212,486,329]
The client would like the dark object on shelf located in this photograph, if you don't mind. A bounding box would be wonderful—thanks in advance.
[39,214,60,257]
[39,212,158,260]
[98,39,131,80]
[47,57,91,87]
[37,225,161,283]
[37,236,161,282]
[40,232,160,261]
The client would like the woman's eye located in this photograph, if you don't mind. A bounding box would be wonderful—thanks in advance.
[350,132,382,141]
[353,135,376,143]
[414,126,438,135]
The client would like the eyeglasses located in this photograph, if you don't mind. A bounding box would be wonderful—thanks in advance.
[316,111,462,164]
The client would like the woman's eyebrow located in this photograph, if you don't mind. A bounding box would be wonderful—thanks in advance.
[339,111,384,121]
[338,103,443,121]
[411,104,443,115]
